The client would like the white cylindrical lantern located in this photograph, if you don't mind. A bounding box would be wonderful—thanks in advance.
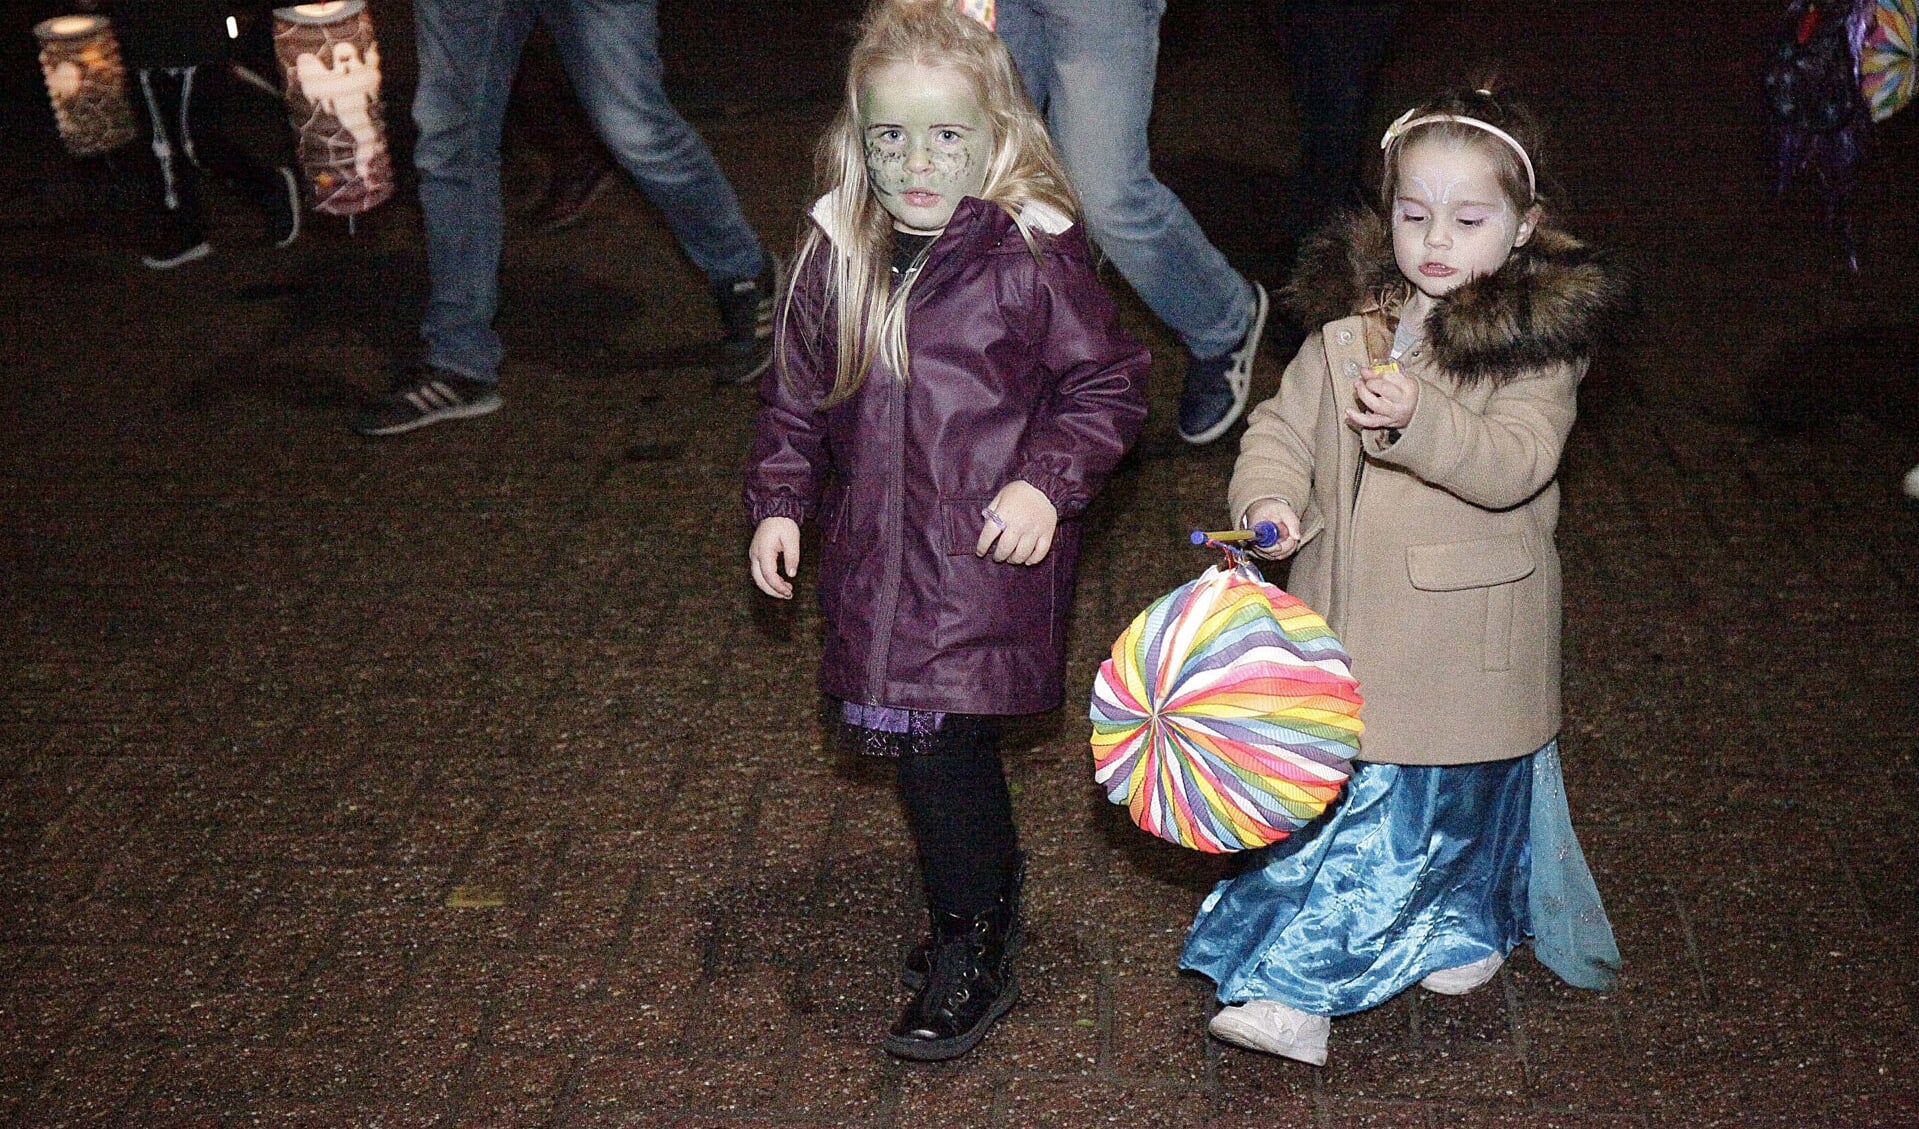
[34,15,138,157]
[273,1,393,215]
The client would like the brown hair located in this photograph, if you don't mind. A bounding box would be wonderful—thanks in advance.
[1377,85,1547,217]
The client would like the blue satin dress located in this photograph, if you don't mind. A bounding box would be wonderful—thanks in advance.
[1180,741,1619,1016]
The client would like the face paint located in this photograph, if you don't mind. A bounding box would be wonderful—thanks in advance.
[1391,136,1532,302]
[860,60,992,236]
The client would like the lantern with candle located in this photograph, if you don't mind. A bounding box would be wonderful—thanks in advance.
[34,15,138,157]
[273,1,393,215]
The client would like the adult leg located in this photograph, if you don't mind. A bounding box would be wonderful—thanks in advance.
[412,0,538,383]
[1276,0,1404,240]
[1004,0,1253,361]
[542,0,764,286]
[514,27,616,231]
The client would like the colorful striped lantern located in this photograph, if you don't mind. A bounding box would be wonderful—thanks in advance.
[34,15,138,157]
[1861,0,1915,122]
[1090,562,1363,854]
[273,1,393,215]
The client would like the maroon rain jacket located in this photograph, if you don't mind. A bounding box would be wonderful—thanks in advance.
[743,195,1150,716]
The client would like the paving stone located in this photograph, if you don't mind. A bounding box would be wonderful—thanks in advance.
[2,0,1917,1124]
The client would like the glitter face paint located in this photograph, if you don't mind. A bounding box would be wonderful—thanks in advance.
[860,60,992,236]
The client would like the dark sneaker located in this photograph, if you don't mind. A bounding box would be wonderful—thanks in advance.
[529,155,615,234]
[1177,279,1270,445]
[713,252,783,386]
[270,166,301,249]
[141,238,211,270]
[352,366,502,437]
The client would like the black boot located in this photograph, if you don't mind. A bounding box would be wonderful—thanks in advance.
[882,903,1020,1062]
[902,850,1024,991]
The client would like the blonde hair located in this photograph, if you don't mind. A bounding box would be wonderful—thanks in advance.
[779,0,1078,408]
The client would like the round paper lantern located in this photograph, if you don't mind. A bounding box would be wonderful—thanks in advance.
[273,1,393,215]
[34,15,138,157]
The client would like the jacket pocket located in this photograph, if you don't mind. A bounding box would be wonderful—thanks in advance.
[936,498,1054,651]
[1406,535,1535,671]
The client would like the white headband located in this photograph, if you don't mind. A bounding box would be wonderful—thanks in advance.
[1379,108,1536,199]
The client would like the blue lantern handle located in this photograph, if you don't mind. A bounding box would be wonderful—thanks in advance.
[1189,520,1280,551]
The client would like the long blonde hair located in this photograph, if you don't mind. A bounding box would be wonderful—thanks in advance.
[779,0,1078,408]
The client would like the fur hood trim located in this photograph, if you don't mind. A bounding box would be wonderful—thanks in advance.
[1282,209,1630,385]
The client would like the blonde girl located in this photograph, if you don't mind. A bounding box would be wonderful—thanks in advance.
[743,0,1148,1062]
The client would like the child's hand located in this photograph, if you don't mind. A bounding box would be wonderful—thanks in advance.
[749,516,802,599]
[1242,498,1302,559]
[977,480,1058,565]
[1347,361,1418,432]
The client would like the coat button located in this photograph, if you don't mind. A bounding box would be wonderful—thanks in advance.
[1336,329,1354,345]
[1343,359,1361,377]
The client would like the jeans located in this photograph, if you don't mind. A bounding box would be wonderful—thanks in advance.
[997,0,1254,361]
[412,0,766,382]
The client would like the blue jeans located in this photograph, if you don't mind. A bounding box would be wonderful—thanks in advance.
[997,0,1254,361]
[412,0,766,382]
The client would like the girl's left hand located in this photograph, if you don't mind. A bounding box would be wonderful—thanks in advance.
[977,479,1058,565]
[1346,362,1418,432]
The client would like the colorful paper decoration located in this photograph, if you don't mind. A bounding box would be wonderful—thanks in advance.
[34,15,138,157]
[956,0,995,30]
[1090,562,1363,854]
[1861,0,1915,121]
[273,1,393,215]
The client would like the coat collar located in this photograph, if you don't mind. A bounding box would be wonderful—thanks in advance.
[1284,209,1629,385]
[807,190,1074,254]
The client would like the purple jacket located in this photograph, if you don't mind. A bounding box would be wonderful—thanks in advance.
[744,195,1149,715]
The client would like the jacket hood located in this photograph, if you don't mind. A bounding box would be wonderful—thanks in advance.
[1283,209,1630,384]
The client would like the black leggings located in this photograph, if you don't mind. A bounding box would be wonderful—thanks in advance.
[894,718,1018,919]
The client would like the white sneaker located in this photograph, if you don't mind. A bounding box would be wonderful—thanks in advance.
[1902,464,1919,500]
[1207,999,1329,1066]
[1419,952,1504,996]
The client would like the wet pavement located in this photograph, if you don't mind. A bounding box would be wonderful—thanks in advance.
[3,0,1917,1125]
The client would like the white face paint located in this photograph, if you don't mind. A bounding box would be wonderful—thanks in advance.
[859,61,993,236]
[1391,136,1534,304]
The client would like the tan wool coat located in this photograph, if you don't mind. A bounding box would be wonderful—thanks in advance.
[1230,211,1627,765]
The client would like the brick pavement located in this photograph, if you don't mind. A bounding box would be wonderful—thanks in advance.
[3,1,1916,1126]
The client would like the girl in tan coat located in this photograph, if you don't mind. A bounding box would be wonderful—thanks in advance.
[1181,88,1626,1067]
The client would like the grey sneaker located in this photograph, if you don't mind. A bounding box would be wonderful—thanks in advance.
[713,252,784,386]
[352,366,502,437]
[1177,279,1269,445]
[1208,999,1329,1066]
[1419,951,1504,996]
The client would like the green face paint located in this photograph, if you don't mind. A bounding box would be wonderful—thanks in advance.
[859,60,992,236]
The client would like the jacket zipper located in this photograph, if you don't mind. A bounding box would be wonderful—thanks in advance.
[863,253,933,702]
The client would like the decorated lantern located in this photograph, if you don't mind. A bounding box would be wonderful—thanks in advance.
[34,15,138,157]
[956,0,996,29]
[273,1,393,215]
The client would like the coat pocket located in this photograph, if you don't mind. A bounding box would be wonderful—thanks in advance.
[936,498,1055,651]
[1406,535,1536,672]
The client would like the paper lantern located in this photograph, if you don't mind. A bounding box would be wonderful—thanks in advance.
[957,0,996,29]
[273,1,393,215]
[34,15,138,157]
